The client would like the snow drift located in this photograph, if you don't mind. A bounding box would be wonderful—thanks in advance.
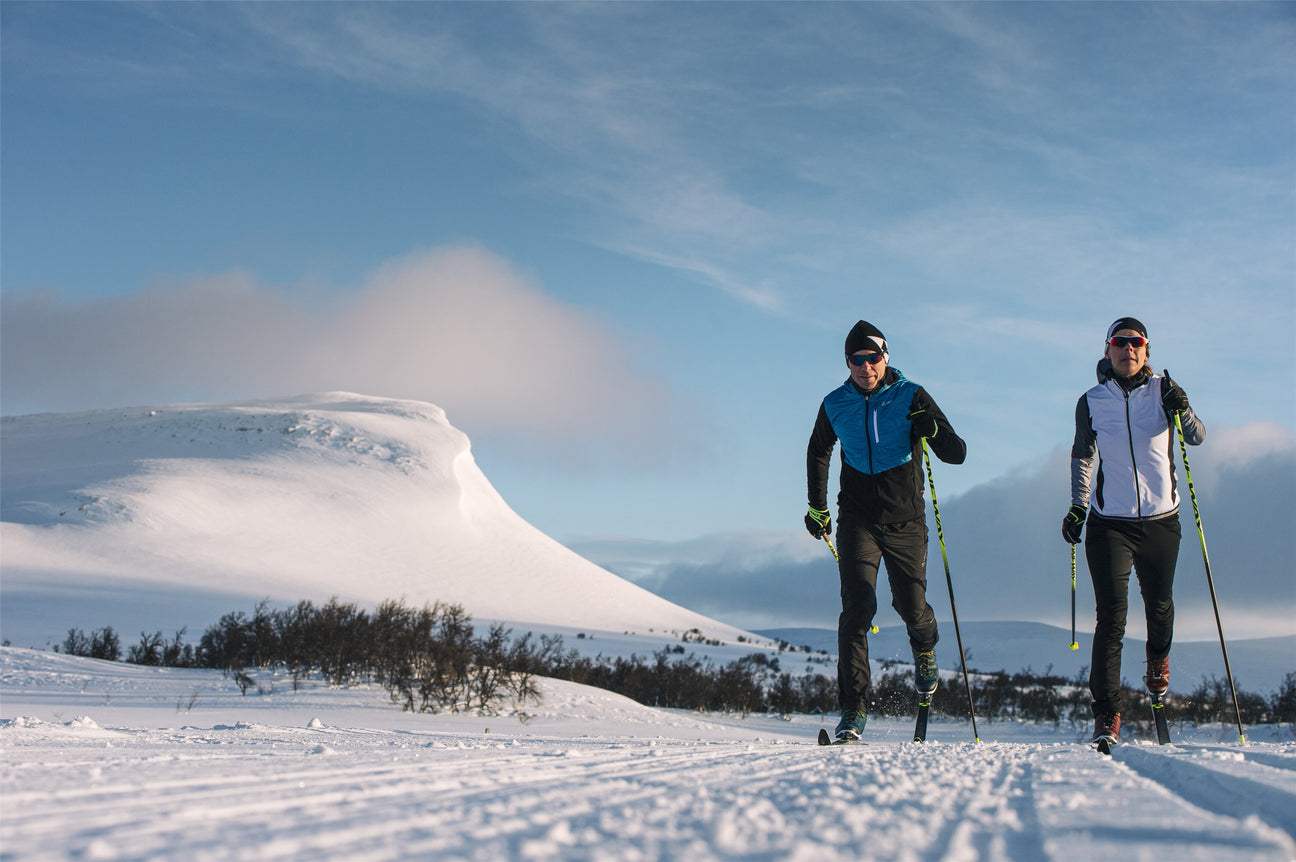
[0,393,753,647]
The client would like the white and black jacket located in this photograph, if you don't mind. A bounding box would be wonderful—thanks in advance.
[1070,361,1205,520]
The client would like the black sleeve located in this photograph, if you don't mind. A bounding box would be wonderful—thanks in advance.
[911,387,966,465]
[806,402,837,511]
[1071,394,1096,507]
[1070,395,1096,459]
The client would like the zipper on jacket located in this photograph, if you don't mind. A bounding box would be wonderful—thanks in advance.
[1122,389,1144,520]
[864,392,875,474]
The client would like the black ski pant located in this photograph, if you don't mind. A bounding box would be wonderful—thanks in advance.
[1085,512,1180,717]
[835,511,939,713]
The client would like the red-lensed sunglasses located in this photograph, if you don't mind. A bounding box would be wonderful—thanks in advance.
[1109,335,1147,349]
[849,352,885,366]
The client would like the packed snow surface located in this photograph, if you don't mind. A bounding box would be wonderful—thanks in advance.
[3,648,1295,861]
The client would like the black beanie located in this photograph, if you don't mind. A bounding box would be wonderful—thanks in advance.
[1106,317,1148,342]
[845,320,888,356]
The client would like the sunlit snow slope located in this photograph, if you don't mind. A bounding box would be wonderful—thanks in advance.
[0,393,752,646]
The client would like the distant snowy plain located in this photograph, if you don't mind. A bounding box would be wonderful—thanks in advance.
[2,394,1294,860]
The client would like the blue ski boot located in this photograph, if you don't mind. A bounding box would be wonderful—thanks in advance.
[834,708,868,742]
[913,647,939,698]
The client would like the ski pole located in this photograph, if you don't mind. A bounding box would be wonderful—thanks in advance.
[1070,546,1079,651]
[823,533,839,563]
[921,439,980,742]
[822,533,878,633]
[1171,397,1246,744]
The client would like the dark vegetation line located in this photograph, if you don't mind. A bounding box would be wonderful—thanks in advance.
[40,596,1296,726]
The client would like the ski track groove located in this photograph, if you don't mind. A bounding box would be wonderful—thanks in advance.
[1033,742,1295,862]
[5,732,1296,861]
[1114,743,1296,844]
[3,737,836,861]
[922,751,1041,862]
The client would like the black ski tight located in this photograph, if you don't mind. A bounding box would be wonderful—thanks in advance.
[1085,513,1181,715]
[835,512,938,713]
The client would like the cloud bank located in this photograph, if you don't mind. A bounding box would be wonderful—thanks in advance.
[572,422,1296,640]
[0,245,678,455]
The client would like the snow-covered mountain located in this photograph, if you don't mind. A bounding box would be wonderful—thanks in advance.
[0,393,754,649]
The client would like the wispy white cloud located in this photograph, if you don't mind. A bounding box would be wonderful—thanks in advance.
[226,5,794,308]
[11,3,1289,330]
[0,246,682,459]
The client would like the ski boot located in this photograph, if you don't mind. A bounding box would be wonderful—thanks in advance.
[1145,654,1170,697]
[913,647,939,698]
[834,708,868,743]
[1092,711,1121,754]
[1146,654,1171,744]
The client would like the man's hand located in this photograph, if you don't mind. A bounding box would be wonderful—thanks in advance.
[1062,504,1087,544]
[907,408,938,439]
[805,506,832,539]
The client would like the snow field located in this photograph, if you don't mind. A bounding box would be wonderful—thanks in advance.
[3,648,1295,861]
[5,722,1295,861]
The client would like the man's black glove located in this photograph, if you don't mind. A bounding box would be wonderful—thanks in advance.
[1062,504,1087,544]
[805,506,831,539]
[907,408,938,439]
[1161,371,1189,414]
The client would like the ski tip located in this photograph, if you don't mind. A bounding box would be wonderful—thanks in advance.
[1095,737,1113,755]
[817,728,832,746]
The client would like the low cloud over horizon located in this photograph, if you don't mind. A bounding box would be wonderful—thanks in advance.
[571,422,1296,643]
[0,245,682,459]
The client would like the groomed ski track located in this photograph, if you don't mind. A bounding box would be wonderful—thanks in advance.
[4,724,1294,861]
[3,649,1294,860]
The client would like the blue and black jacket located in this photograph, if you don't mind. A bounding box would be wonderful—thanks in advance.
[807,367,966,524]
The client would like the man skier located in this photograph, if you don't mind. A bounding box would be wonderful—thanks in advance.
[1064,317,1205,748]
[805,321,967,742]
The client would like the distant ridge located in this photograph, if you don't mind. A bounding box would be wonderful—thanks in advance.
[758,622,1295,695]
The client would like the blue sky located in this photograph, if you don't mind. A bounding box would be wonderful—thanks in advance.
[3,3,1294,638]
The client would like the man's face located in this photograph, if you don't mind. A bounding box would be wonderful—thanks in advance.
[1105,328,1148,379]
[848,349,887,390]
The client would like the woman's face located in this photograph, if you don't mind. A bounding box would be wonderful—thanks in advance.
[1105,328,1148,379]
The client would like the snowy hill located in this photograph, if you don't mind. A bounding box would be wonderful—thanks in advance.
[0,394,754,649]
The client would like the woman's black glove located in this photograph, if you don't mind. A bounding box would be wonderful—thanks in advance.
[1161,372,1190,414]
